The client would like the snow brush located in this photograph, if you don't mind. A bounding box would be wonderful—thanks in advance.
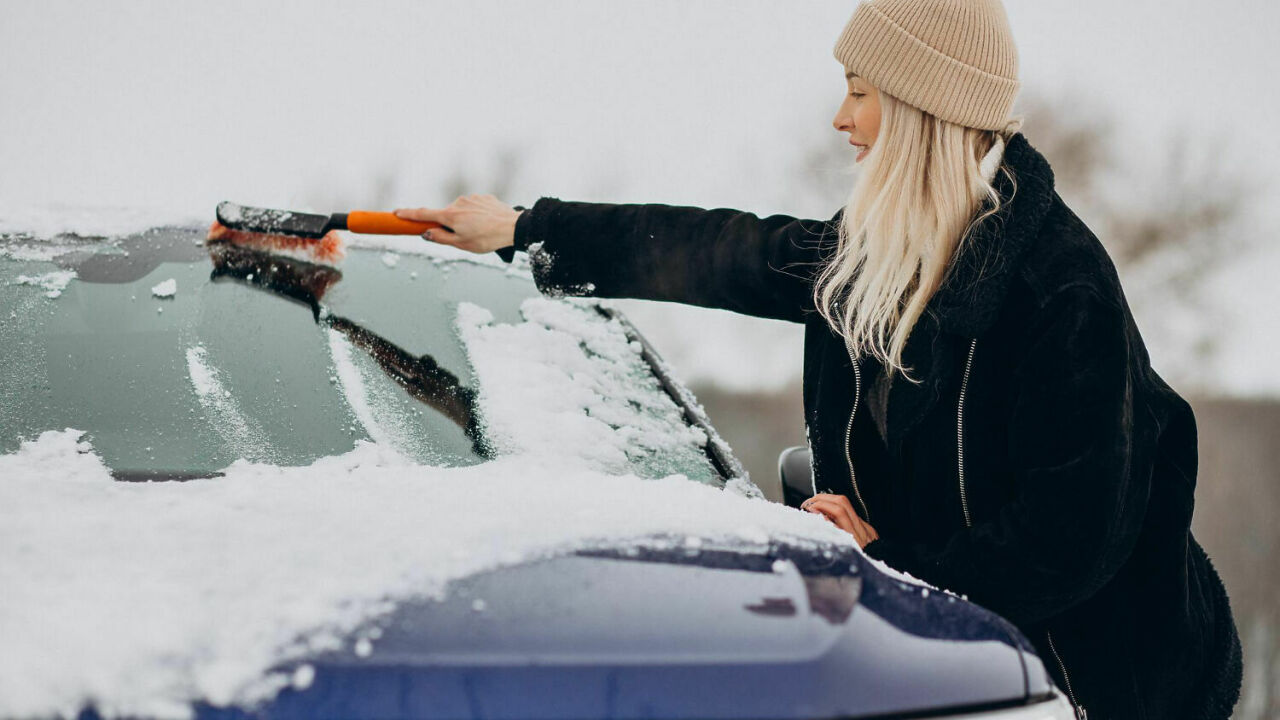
[206,201,447,265]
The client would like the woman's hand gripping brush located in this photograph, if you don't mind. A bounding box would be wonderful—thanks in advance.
[394,194,521,255]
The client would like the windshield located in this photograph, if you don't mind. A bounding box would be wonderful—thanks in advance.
[0,227,722,486]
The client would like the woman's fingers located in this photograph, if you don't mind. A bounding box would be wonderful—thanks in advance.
[805,497,858,534]
[803,494,877,548]
[807,495,859,528]
[803,504,844,527]
[393,207,449,224]
[421,227,460,245]
[858,516,880,543]
[394,197,520,255]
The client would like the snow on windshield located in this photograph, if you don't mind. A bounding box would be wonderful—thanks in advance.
[458,296,714,478]
[0,429,856,719]
[184,345,274,464]
[324,327,449,465]
[13,269,77,298]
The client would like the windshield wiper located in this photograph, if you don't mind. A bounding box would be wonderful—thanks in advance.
[207,243,493,458]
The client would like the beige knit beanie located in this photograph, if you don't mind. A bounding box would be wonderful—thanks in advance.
[833,0,1020,131]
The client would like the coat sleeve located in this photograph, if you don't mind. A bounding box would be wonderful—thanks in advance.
[862,284,1152,627]
[495,197,842,324]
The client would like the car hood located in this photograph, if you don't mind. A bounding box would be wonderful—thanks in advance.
[233,545,1051,720]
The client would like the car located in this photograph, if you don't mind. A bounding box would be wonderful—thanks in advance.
[0,221,1077,719]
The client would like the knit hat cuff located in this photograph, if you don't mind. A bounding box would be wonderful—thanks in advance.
[833,3,1020,131]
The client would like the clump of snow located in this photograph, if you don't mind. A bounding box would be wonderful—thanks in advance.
[13,269,77,298]
[457,297,709,475]
[380,251,399,268]
[725,475,765,499]
[289,665,314,691]
[151,278,177,298]
[0,429,855,719]
[456,301,494,327]
[219,203,244,224]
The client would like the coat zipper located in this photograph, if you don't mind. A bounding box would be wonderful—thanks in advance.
[954,338,1086,720]
[843,346,870,521]
[956,339,978,528]
[1046,630,1088,720]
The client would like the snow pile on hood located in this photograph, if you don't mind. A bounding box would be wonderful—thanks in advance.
[0,429,854,719]
[457,297,709,476]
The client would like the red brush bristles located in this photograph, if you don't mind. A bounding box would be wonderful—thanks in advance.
[206,221,345,265]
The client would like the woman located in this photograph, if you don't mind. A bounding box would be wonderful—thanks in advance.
[394,1,1242,717]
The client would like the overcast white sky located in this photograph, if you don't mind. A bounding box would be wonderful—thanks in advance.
[2,0,1276,393]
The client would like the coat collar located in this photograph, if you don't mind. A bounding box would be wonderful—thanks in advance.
[930,132,1057,338]
[877,132,1057,452]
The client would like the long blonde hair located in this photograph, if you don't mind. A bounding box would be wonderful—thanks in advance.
[813,90,1015,383]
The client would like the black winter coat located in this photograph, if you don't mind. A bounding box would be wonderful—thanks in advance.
[496,132,1242,720]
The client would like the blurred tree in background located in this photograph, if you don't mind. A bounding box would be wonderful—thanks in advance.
[1016,91,1256,389]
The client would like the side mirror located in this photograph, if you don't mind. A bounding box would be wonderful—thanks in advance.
[777,445,815,509]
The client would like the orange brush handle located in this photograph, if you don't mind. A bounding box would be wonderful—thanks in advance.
[346,211,443,235]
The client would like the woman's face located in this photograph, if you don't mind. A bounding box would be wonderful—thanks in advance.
[832,73,881,163]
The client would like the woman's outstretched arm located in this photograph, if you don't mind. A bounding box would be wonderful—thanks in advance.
[396,195,842,324]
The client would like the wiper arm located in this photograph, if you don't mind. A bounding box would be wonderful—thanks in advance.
[324,315,480,450]
[206,244,493,458]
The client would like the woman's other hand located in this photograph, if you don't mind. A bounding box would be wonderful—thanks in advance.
[394,194,520,254]
[802,493,880,548]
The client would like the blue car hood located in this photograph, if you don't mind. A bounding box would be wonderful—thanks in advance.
[206,545,1052,719]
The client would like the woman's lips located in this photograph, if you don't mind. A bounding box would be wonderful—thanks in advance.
[850,138,870,162]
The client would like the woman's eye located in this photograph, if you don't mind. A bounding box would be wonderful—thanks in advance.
[849,92,863,98]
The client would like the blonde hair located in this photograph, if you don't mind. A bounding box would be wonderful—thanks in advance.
[813,90,1015,383]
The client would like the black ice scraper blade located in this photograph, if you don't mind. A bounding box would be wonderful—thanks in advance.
[215,201,340,239]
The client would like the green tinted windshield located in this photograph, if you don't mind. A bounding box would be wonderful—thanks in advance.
[0,227,721,486]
